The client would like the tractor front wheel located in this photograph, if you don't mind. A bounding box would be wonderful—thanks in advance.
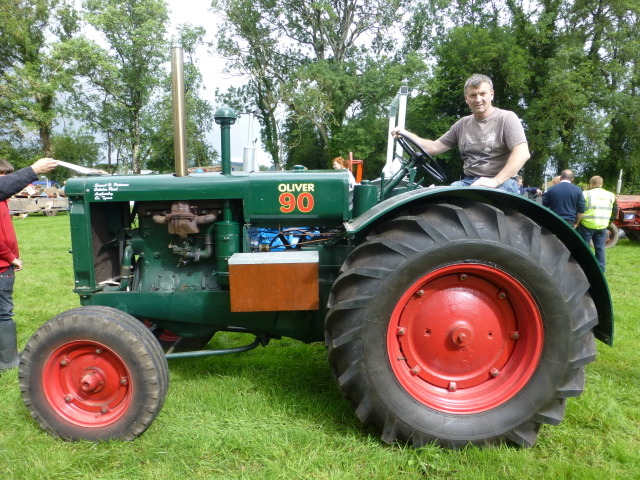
[326,199,597,448]
[19,306,169,441]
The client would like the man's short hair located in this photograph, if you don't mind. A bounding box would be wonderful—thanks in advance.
[0,158,14,175]
[560,169,574,181]
[590,176,604,188]
[464,74,493,93]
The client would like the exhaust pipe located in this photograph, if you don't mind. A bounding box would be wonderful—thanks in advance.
[171,47,188,177]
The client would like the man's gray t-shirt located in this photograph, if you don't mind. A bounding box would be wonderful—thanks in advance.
[438,108,527,177]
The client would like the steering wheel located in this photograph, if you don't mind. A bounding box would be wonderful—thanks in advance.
[395,133,447,183]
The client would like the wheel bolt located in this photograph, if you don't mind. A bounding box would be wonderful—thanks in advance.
[100,406,109,414]
[511,331,520,340]
[459,274,468,281]
[416,289,424,297]
[498,291,507,300]
[448,382,457,392]
[60,358,69,367]
[397,327,406,336]
[490,368,500,377]
[120,377,128,385]
[95,348,103,354]
[64,394,74,403]
[411,366,421,375]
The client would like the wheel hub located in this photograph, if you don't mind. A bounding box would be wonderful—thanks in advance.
[388,263,543,413]
[42,341,131,427]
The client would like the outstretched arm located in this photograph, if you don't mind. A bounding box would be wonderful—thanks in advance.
[0,158,58,200]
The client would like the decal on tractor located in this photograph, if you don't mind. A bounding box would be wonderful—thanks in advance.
[279,191,315,213]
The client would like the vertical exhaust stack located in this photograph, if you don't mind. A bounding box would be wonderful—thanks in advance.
[171,47,188,177]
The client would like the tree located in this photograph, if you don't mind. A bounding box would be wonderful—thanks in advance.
[68,0,170,173]
[145,25,216,173]
[0,0,80,157]
[213,0,414,169]
[50,130,100,182]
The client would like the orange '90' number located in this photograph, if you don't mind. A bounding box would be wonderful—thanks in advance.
[279,193,296,213]
[279,192,315,213]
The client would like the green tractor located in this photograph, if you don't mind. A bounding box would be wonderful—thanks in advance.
[18,50,613,449]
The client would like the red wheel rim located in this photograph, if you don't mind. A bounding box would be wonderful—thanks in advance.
[387,263,543,414]
[42,341,132,427]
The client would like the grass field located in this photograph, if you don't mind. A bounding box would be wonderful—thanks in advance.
[1,214,638,479]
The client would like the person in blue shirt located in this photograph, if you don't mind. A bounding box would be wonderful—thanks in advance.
[542,169,585,227]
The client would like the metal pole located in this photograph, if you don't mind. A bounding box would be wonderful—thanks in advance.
[385,86,408,172]
[171,47,188,177]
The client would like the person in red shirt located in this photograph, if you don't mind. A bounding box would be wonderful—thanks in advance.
[0,157,57,371]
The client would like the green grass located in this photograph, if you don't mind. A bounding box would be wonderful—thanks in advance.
[1,214,639,479]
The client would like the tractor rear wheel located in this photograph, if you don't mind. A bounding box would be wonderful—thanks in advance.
[326,199,597,448]
[19,306,169,441]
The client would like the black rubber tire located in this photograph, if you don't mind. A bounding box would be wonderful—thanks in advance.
[83,307,169,398]
[19,306,169,441]
[325,199,597,449]
[604,223,619,248]
[625,229,640,242]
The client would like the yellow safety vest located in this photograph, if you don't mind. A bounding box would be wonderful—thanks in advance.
[581,188,615,230]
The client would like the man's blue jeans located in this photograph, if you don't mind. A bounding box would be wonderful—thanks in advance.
[450,177,520,194]
[0,266,15,322]
[578,225,607,271]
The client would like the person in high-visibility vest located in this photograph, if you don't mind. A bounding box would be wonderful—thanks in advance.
[578,176,616,271]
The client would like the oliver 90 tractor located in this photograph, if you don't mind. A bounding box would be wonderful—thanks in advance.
[18,49,613,449]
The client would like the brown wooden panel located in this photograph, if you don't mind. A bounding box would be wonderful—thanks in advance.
[229,252,319,312]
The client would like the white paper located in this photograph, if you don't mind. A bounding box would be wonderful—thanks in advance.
[56,160,108,175]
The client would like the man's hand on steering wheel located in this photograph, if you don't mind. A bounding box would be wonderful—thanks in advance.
[394,132,447,183]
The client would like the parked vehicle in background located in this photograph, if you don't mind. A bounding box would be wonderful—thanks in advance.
[610,195,640,244]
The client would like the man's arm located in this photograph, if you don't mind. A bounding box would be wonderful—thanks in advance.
[471,143,531,188]
[574,189,586,228]
[0,158,58,200]
[391,128,451,156]
[574,212,584,228]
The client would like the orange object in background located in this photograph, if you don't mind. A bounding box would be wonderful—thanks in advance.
[349,152,363,183]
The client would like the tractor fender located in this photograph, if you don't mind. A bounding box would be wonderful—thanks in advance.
[345,186,613,345]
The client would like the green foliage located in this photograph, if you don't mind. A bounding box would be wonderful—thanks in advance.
[145,25,216,173]
[214,0,414,169]
[0,0,80,156]
[0,139,41,170]
[50,130,101,181]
